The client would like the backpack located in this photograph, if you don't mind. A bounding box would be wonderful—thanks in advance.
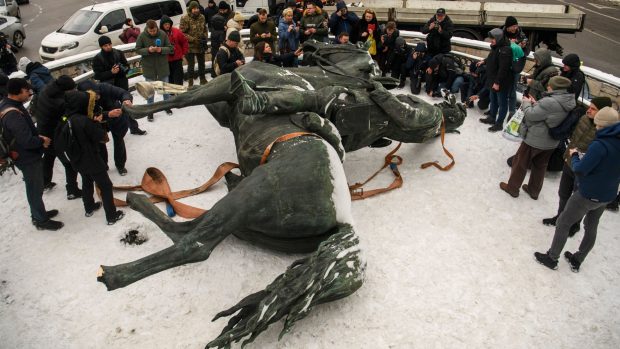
[213,46,230,76]
[54,116,81,167]
[0,107,20,175]
[548,106,584,141]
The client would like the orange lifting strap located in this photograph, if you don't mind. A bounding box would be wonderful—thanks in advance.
[420,116,455,171]
[349,142,404,200]
[111,162,239,219]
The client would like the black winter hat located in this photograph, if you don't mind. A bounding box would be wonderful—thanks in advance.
[504,16,518,27]
[590,96,612,110]
[77,80,101,94]
[414,42,427,52]
[227,30,241,42]
[562,53,581,69]
[218,1,230,10]
[98,35,112,47]
[55,75,76,91]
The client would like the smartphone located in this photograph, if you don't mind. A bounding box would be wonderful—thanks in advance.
[155,38,161,47]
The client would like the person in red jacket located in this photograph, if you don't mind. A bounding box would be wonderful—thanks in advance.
[160,15,189,86]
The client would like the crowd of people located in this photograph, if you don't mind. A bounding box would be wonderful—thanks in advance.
[0,0,619,274]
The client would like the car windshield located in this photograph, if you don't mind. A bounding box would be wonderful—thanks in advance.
[58,10,102,35]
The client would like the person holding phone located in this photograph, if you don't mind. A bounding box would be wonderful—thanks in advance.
[135,19,174,121]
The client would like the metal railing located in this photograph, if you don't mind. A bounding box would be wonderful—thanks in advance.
[10,29,620,106]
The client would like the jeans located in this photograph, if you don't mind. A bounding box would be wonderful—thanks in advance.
[548,191,608,262]
[439,76,465,94]
[489,89,509,125]
[146,76,170,105]
[508,72,520,115]
[17,159,47,222]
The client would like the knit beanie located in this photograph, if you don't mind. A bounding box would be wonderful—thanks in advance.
[504,16,518,27]
[218,1,230,10]
[98,35,112,47]
[336,1,347,11]
[414,42,427,52]
[594,107,620,128]
[488,28,503,42]
[227,30,241,42]
[590,96,613,110]
[188,1,199,10]
[18,57,31,73]
[56,75,76,91]
[548,76,571,90]
[562,53,581,69]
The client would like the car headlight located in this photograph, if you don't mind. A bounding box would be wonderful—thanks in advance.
[58,41,79,52]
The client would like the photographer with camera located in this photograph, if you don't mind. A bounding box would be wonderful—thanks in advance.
[93,35,146,136]
[181,1,209,86]
[329,2,359,43]
[421,8,454,57]
[0,32,18,75]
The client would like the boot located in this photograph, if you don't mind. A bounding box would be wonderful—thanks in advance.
[564,251,581,273]
[33,219,64,231]
[66,186,82,200]
[488,123,503,132]
[542,216,557,226]
[107,210,125,225]
[499,182,519,198]
[607,193,620,211]
[398,78,406,89]
[479,116,495,125]
[200,76,208,85]
[521,184,538,200]
[534,252,558,270]
[369,138,393,148]
[187,79,194,88]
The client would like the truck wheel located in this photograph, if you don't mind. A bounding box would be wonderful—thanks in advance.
[453,29,482,41]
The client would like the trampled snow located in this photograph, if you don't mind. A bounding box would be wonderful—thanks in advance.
[1,86,619,349]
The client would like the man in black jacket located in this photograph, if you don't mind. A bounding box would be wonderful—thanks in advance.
[480,28,513,132]
[210,2,232,77]
[34,75,81,199]
[93,35,146,136]
[421,8,454,56]
[204,0,219,31]
[214,31,245,76]
[0,78,63,230]
[560,53,585,102]
[77,80,134,176]
[64,90,124,225]
[424,53,463,97]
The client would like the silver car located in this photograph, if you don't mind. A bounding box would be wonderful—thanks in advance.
[0,15,25,47]
[0,0,20,18]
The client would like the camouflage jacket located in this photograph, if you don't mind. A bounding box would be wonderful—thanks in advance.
[180,13,208,53]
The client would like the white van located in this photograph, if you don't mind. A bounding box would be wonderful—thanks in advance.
[39,0,186,61]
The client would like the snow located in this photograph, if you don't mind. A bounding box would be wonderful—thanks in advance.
[1,87,619,349]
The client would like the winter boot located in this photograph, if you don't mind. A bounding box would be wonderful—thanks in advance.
[488,123,503,132]
[31,209,59,224]
[187,79,194,88]
[398,78,406,89]
[521,184,538,200]
[499,182,519,198]
[479,116,495,125]
[85,202,103,217]
[542,216,557,226]
[107,210,125,225]
[199,76,208,85]
[564,251,581,273]
[607,193,620,211]
[534,252,558,270]
[33,218,64,231]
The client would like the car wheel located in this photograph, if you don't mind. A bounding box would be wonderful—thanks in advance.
[13,31,24,48]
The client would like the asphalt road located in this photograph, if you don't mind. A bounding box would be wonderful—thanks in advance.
[12,0,620,77]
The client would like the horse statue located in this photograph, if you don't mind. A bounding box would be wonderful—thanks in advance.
[98,42,466,348]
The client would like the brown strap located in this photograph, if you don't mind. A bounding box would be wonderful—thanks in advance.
[259,132,318,165]
[0,107,21,119]
[111,162,239,219]
[420,115,455,171]
[349,142,403,200]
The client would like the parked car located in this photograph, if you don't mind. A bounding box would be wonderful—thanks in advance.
[0,0,20,18]
[0,14,24,47]
[39,0,186,61]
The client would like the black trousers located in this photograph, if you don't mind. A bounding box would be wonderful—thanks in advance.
[129,117,141,133]
[81,170,116,221]
[557,162,577,215]
[168,59,184,85]
[42,143,79,192]
[99,132,126,170]
[186,52,206,80]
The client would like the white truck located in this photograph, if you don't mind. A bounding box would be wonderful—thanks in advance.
[232,0,585,54]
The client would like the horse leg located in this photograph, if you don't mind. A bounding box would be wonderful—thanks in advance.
[123,74,234,119]
[206,224,365,349]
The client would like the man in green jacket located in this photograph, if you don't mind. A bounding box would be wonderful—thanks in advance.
[250,8,277,49]
[542,96,613,232]
[180,1,208,86]
[135,19,174,121]
[300,2,328,43]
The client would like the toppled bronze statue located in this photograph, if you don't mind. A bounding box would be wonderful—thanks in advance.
[99,42,466,348]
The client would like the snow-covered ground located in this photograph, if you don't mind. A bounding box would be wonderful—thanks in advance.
[1,86,619,349]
